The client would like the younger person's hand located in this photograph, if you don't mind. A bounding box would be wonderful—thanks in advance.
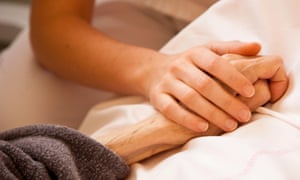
[147,41,262,132]
[147,41,289,133]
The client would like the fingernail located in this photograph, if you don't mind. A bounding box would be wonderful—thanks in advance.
[243,84,255,97]
[225,119,238,130]
[239,109,251,122]
[198,122,209,131]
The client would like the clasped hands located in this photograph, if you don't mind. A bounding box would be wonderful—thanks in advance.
[148,41,289,132]
[98,41,289,164]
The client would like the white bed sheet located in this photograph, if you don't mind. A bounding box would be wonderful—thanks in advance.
[80,0,300,179]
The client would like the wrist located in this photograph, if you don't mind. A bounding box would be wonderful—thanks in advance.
[135,50,170,98]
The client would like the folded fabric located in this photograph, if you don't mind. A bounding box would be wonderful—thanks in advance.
[82,0,300,179]
[0,125,129,180]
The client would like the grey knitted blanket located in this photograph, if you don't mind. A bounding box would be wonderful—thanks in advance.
[0,125,129,180]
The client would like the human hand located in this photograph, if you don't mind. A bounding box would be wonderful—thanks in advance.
[98,54,288,165]
[222,54,289,111]
[148,41,262,132]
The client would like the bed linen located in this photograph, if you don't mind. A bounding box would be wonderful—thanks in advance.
[79,0,300,179]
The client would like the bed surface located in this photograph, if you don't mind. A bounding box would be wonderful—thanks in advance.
[80,0,300,179]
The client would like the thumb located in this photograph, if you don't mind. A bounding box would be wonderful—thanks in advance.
[232,56,288,103]
[205,41,261,56]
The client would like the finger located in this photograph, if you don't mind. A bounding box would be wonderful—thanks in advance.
[234,59,263,83]
[222,56,263,83]
[238,80,271,111]
[239,56,289,102]
[152,93,209,132]
[189,48,255,98]
[222,53,258,63]
[167,79,239,131]
[171,60,251,124]
[222,54,245,62]
[205,41,261,56]
[269,65,289,102]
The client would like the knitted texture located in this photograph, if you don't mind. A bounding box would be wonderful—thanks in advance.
[0,125,129,180]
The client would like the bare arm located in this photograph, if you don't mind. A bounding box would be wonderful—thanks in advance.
[30,0,272,132]
[30,0,164,95]
[98,113,221,165]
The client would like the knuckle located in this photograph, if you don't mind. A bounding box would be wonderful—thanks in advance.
[196,76,213,92]
[169,59,185,74]
[186,47,206,60]
[179,113,199,130]
[203,41,218,52]
[221,98,234,109]
[205,56,220,72]
[181,114,191,124]
[181,89,197,102]
[169,65,179,75]
[203,107,217,120]
[149,84,164,100]
[159,100,173,114]
[260,85,271,102]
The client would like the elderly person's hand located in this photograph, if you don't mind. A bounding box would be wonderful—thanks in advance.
[223,54,289,111]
